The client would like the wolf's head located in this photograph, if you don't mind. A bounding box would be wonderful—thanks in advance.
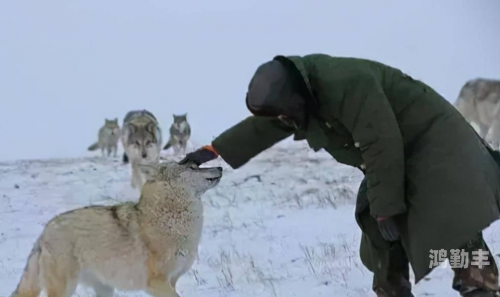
[139,161,222,196]
[173,113,188,124]
[104,118,120,135]
[126,122,160,160]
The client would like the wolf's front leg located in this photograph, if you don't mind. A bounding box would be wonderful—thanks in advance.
[179,141,187,155]
[146,278,180,297]
[487,121,500,150]
[172,144,180,155]
[113,144,118,157]
[132,162,148,189]
[486,104,500,149]
[479,123,490,139]
[92,281,114,297]
[131,164,139,188]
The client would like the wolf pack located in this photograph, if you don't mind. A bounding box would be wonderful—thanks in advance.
[9,77,500,297]
[87,110,192,190]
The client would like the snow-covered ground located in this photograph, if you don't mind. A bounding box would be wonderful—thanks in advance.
[2,140,500,297]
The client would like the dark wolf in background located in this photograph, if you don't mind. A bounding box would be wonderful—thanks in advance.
[163,113,191,155]
[87,118,121,157]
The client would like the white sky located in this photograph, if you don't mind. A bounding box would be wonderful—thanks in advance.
[1,0,499,161]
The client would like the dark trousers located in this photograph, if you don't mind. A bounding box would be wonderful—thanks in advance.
[355,179,500,297]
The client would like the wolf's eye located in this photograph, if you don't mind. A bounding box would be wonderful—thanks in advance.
[135,141,140,146]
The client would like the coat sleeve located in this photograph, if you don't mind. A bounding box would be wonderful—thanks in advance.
[335,76,406,218]
[211,116,295,169]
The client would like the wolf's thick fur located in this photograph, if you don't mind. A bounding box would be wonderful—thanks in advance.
[454,78,500,148]
[163,114,191,155]
[121,110,163,189]
[11,161,223,297]
[87,118,121,157]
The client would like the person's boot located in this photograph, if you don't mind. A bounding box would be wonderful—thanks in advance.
[375,288,414,297]
[451,232,500,296]
[374,280,414,297]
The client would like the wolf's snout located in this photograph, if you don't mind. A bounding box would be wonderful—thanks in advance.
[142,153,147,158]
[216,167,222,172]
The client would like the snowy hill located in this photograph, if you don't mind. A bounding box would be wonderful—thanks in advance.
[2,141,500,297]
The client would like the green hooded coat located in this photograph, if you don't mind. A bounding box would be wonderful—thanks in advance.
[210,54,500,282]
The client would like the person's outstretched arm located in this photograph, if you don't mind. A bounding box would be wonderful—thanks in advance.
[181,116,295,168]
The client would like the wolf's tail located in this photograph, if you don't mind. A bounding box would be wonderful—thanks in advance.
[163,140,172,150]
[87,142,99,151]
[11,239,42,297]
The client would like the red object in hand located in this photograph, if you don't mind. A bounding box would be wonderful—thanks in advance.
[178,145,219,166]
[202,145,219,157]
[376,216,389,222]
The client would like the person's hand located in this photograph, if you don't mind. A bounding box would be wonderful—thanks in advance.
[179,145,218,166]
[376,216,400,241]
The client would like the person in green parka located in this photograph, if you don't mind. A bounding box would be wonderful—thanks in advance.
[178,54,500,296]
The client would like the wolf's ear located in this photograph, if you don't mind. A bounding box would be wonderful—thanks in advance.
[146,122,156,133]
[138,164,159,181]
[128,123,137,133]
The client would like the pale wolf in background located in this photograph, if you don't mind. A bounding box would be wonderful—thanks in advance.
[87,118,121,157]
[454,78,500,148]
[163,113,191,155]
[10,161,223,297]
[121,110,163,189]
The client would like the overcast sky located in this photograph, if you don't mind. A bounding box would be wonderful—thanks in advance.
[1,0,499,161]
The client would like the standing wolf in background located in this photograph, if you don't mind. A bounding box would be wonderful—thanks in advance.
[87,118,121,157]
[121,110,163,189]
[163,113,191,155]
[9,161,223,297]
[454,78,500,148]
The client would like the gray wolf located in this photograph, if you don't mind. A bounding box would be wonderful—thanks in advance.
[10,161,223,297]
[87,118,121,157]
[454,78,500,148]
[120,109,163,189]
[182,54,500,296]
[163,113,191,155]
